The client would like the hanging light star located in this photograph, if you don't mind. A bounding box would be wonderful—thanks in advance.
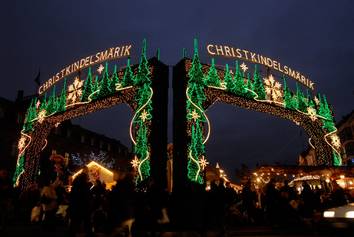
[139,110,149,122]
[190,110,200,121]
[130,156,140,169]
[240,62,248,73]
[307,107,317,121]
[37,110,46,123]
[330,134,341,149]
[97,64,105,74]
[67,77,84,104]
[199,156,209,170]
[264,74,282,101]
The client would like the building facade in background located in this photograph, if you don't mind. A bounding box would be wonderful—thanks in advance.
[337,110,354,165]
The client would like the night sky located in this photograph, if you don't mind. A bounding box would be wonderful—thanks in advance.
[2,0,354,181]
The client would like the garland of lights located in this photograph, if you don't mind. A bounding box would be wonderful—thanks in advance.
[14,40,154,188]
[184,40,342,173]
[185,39,211,184]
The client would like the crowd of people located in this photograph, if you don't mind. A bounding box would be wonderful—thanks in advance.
[0,168,352,236]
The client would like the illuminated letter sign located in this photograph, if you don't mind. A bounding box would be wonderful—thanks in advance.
[38,44,132,95]
[206,44,315,90]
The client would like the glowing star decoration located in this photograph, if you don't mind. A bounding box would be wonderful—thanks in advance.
[139,110,149,122]
[198,156,209,170]
[115,82,123,90]
[67,77,84,104]
[307,107,317,121]
[18,137,26,151]
[264,74,282,101]
[130,156,140,169]
[190,109,200,121]
[240,62,248,73]
[37,110,46,123]
[97,64,104,74]
[330,134,341,149]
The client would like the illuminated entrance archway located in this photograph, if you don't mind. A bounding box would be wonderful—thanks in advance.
[14,40,169,189]
[173,40,342,187]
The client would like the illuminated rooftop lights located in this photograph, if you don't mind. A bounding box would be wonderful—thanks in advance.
[72,161,113,181]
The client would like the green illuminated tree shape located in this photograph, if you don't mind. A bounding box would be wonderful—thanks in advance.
[57,79,67,112]
[136,84,153,115]
[244,73,254,99]
[224,64,235,92]
[252,65,266,100]
[134,122,150,181]
[187,82,206,108]
[81,68,94,102]
[134,39,151,86]
[122,58,134,86]
[234,61,247,96]
[92,76,100,100]
[188,39,205,85]
[283,77,296,110]
[98,63,112,98]
[195,122,205,157]
[186,39,206,122]
[23,99,37,132]
[110,65,119,91]
[296,83,307,112]
[318,95,336,132]
[40,93,48,111]
[206,58,221,87]
[308,98,316,110]
[187,124,204,184]
[318,94,331,120]
[46,86,57,115]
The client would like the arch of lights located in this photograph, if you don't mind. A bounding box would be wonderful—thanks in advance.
[185,39,342,184]
[14,40,154,188]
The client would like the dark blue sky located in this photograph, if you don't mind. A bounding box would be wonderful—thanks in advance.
[2,0,354,180]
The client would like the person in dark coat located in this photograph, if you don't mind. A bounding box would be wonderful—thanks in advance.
[69,167,92,236]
